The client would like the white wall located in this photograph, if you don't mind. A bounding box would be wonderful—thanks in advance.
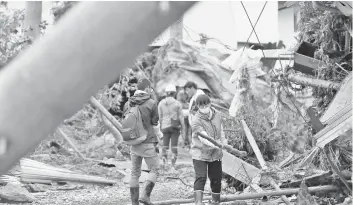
[278,8,297,49]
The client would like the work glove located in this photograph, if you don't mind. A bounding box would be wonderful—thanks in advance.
[198,131,216,148]
[238,151,247,157]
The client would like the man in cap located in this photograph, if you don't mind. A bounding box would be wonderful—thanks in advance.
[123,78,162,205]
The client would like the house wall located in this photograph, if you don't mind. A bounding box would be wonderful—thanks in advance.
[278,7,297,48]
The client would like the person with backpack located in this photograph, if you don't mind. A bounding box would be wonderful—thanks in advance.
[122,78,162,205]
[158,84,186,168]
[190,94,247,205]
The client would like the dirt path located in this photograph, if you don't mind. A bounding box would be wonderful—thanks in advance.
[13,148,197,205]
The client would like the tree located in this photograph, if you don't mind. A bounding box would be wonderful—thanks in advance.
[51,1,78,23]
[0,3,27,69]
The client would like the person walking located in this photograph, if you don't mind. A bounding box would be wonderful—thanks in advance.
[123,78,163,205]
[190,94,247,205]
[158,84,186,168]
[184,81,205,126]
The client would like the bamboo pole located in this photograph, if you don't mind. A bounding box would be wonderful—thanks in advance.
[196,132,245,157]
[57,128,86,160]
[0,1,195,175]
[153,185,339,205]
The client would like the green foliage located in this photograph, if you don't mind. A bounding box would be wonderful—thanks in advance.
[51,1,78,23]
[297,1,352,115]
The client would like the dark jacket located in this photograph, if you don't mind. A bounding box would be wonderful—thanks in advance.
[123,90,159,144]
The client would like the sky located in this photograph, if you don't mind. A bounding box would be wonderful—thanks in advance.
[6,1,282,50]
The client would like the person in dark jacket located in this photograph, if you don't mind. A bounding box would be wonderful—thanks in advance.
[191,94,247,205]
[123,78,163,205]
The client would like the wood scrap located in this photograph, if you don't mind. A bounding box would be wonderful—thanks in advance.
[324,147,352,192]
[241,120,268,169]
[241,120,290,205]
[279,151,295,168]
[153,185,339,205]
[19,158,116,185]
[281,171,333,188]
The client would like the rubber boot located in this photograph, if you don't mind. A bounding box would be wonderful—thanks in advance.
[194,190,205,205]
[139,181,155,205]
[171,155,177,168]
[210,193,221,205]
[162,156,167,168]
[130,187,140,205]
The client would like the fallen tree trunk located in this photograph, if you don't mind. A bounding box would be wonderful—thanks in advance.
[287,73,341,90]
[153,185,339,205]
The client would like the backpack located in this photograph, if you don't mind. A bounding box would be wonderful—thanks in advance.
[120,105,148,145]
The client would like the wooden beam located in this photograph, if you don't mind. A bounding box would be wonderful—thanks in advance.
[241,120,267,170]
[241,120,290,205]
[0,1,195,175]
[222,151,262,185]
[153,185,339,205]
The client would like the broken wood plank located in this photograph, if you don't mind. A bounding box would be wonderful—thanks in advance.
[20,159,116,185]
[298,147,320,168]
[320,73,352,124]
[153,185,339,205]
[241,120,290,205]
[324,147,352,192]
[279,151,295,168]
[241,120,267,170]
[222,151,261,185]
[316,111,352,148]
[57,128,86,160]
[281,171,332,188]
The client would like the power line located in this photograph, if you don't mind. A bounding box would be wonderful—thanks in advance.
[240,1,268,57]
[241,1,266,58]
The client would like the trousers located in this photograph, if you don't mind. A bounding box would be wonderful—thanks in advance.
[162,127,180,158]
[193,159,222,193]
[129,152,159,187]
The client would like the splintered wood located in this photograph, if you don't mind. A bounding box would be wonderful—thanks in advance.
[19,158,116,185]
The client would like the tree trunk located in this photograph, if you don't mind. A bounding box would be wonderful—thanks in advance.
[24,1,42,41]
[287,73,341,90]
